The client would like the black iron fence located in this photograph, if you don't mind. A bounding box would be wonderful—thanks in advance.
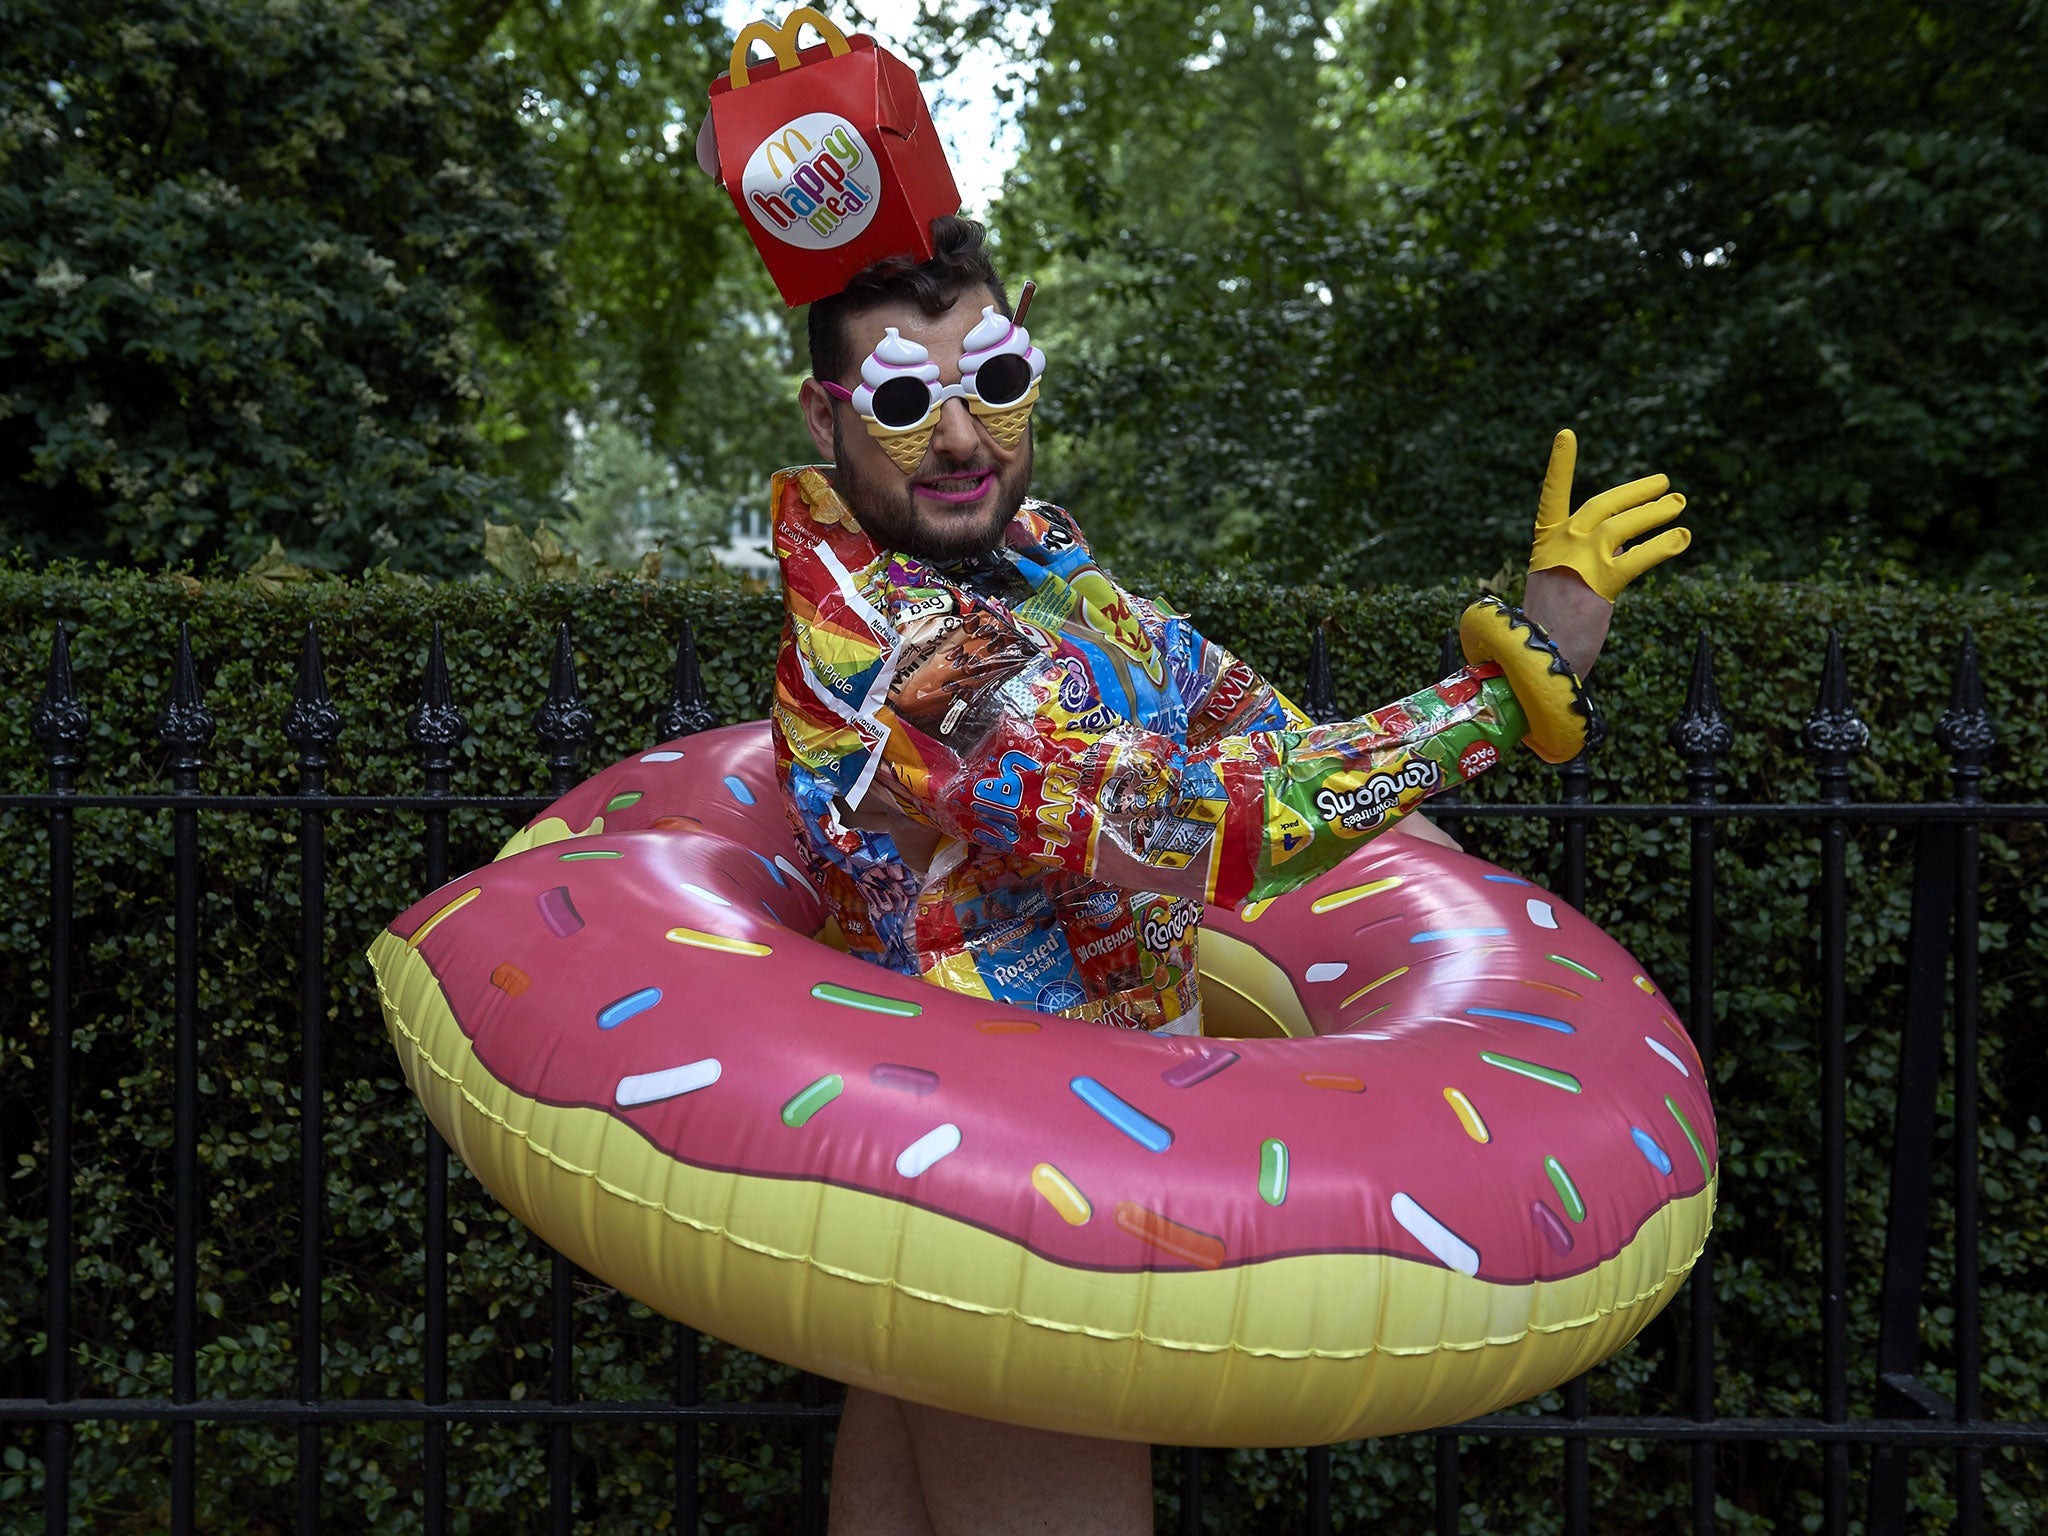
[4,615,2045,1534]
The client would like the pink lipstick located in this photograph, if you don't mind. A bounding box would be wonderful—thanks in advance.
[914,469,996,504]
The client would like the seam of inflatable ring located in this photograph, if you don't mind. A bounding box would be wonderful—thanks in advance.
[380,948,1713,1363]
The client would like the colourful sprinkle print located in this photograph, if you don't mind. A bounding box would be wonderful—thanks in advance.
[810,982,924,1017]
[1531,1200,1575,1257]
[1645,1036,1690,1076]
[1411,926,1510,944]
[679,881,731,907]
[605,790,644,811]
[1161,1050,1239,1088]
[976,1018,1042,1034]
[1341,967,1408,1007]
[615,1057,721,1107]
[489,963,531,998]
[1544,1156,1587,1221]
[721,775,755,806]
[1114,1201,1224,1269]
[536,886,584,939]
[1258,1139,1290,1206]
[1633,1126,1674,1176]
[870,1063,940,1096]
[1547,954,1602,981]
[1443,1087,1489,1143]
[1466,1006,1575,1035]
[1301,1072,1366,1094]
[1304,962,1348,983]
[751,850,788,886]
[597,987,661,1030]
[781,1074,843,1128]
[639,750,684,762]
[664,927,771,958]
[1070,1077,1173,1152]
[1031,1163,1092,1225]
[409,887,480,948]
[1634,974,1658,994]
[1667,1096,1713,1178]
[1390,1192,1479,1277]
[1479,1052,1582,1093]
[1483,874,1533,886]
[1310,877,1403,914]
[773,855,817,895]
[894,1123,961,1178]
[1239,897,1276,923]
[651,815,703,832]
[559,849,623,861]
[1525,898,1559,930]
[1522,978,1581,1000]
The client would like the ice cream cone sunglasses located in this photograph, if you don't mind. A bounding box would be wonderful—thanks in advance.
[815,290,1045,468]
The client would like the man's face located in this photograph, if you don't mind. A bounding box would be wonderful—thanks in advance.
[799,285,1033,563]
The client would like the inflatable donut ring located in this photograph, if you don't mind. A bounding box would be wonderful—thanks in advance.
[368,722,1716,1447]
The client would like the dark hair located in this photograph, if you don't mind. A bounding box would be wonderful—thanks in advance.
[806,215,1009,383]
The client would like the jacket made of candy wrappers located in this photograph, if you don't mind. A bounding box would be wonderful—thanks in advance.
[770,467,1531,1034]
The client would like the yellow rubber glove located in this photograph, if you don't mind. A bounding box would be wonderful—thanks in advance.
[1528,429,1690,602]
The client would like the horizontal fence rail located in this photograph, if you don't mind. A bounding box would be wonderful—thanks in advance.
[6,617,2045,1535]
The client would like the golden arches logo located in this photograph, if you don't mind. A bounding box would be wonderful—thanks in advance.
[728,7,852,90]
[762,126,815,181]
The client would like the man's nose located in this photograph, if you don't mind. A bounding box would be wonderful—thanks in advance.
[929,396,982,463]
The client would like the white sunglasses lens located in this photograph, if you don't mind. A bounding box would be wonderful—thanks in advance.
[869,377,934,430]
[974,354,1033,408]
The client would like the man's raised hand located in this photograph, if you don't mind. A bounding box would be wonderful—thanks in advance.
[1528,429,1690,603]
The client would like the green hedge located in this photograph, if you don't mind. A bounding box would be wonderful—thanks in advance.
[2,564,2043,1533]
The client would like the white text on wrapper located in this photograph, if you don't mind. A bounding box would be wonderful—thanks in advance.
[741,113,879,250]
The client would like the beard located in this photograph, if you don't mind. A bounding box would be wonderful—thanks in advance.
[831,413,1033,565]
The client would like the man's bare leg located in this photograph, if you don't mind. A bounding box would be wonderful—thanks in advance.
[829,1387,1152,1535]
[829,1388,937,1535]
[905,1398,1152,1536]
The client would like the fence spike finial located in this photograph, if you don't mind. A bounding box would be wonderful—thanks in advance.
[1304,629,1339,726]
[32,623,90,770]
[1936,627,1996,802]
[157,620,217,772]
[1667,628,1734,768]
[533,621,594,785]
[1801,628,1870,761]
[283,621,343,767]
[1437,623,1463,680]
[656,621,719,742]
[406,622,469,766]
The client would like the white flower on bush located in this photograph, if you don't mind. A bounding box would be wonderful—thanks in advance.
[35,259,86,296]
[85,402,110,428]
[128,266,155,291]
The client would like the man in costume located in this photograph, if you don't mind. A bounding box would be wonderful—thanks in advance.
[773,218,1684,1534]
[704,23,1687,1533]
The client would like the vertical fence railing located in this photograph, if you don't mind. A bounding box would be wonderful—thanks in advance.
[160,624,215,1536]
[30,625,86,1536]
[406,622,466,1536]
[1940,631,1993,1536]
[1803,632,1868,1536]
[8,613,2048,1535]
[287,624,342,1535]
[1671,630,1731,1536]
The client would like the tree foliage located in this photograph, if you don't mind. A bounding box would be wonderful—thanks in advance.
[0,0,569,575]
[1002,0,2048,587]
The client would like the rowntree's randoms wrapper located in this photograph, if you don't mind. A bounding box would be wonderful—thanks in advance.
[708,8,961,307]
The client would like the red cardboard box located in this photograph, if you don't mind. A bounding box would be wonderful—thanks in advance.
[709,8,962,307]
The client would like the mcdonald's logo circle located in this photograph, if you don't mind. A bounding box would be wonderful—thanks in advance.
[740,112,881,251]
